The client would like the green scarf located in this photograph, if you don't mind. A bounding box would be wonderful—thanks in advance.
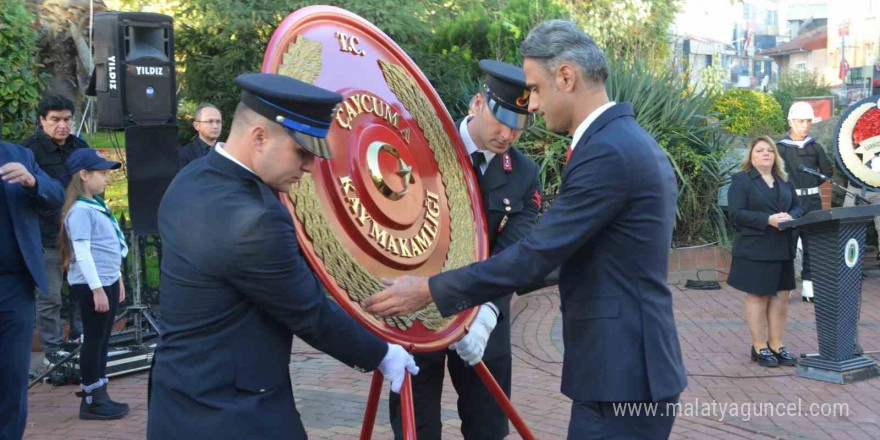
[76,195,129,257]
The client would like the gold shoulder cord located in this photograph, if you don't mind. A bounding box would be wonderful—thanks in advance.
[278,37,477,331]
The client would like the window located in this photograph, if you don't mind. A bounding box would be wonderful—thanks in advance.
[795,62,807,70]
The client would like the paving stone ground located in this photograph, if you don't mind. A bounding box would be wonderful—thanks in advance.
[24,280,880,439]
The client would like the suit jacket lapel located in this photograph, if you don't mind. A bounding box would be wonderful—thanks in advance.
[747,168,781,212]
[563,103,635,182]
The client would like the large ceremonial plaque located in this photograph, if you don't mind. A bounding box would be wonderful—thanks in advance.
[262,6,488,352]
[836,96,880,191]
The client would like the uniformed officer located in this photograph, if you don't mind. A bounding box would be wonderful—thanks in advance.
[147,73,418,440]
[389,60,542,440]
[776,102,833,302]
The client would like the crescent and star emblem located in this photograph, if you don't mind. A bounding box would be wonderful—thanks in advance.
[366,141,415,201]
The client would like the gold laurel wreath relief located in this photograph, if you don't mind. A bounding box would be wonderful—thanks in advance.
[276,36,477,331]
[839,102,880,188]
[377,60,477,274]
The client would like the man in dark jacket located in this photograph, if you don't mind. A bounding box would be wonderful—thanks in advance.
[388,60,542,440]
[366,20,687,440]
[776,101,833,302]
[147,73,417,440]
[21,93,89,364]
[178,103,222,169]
[1,141,65,440]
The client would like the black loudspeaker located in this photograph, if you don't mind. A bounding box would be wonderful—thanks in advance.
[94,12,176,128]
[125,124,178,233]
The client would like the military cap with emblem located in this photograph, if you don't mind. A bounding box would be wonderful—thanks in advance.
[235,73,343,159]
[479,59,534,131]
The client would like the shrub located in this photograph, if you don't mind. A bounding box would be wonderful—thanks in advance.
[0,1,46,142]
[711,88,786,136]
[772,70,832,118]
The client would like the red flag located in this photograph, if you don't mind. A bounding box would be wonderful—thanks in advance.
[840,58,850,80]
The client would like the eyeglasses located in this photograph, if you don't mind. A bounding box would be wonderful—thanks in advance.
[196,119,223,125]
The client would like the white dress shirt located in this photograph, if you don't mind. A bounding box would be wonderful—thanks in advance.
[459,116,496,174]
[215,142,257,175]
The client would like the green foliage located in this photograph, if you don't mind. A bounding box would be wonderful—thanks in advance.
[572,0,680,67]
[711,88,786,136]
[157,0,443,140]
[0,1,46,142]
[772,70,832,119]
[415,0,568,120]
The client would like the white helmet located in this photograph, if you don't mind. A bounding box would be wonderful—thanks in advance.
[788,101,818,122]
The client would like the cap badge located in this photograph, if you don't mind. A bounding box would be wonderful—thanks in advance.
[515,90,530,108]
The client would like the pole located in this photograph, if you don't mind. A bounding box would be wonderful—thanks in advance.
[130,232,142,343]
[399,372,417,440]
[473,361,536,440]
[359,371,384,440]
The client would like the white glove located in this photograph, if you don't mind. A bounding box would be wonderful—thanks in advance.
[450,304,498,366]
[378,343,419,393]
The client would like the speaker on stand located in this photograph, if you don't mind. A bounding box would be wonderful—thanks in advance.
[34,11,182,383]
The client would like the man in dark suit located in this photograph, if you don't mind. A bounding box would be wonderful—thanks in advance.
[21,93,89,362]
[147,73,417,440]
[178,103,223,169]
[1,141,65,440]
[388,60,542,440]
[365,20,687,440]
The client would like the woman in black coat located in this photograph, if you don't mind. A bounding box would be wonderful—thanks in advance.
[727,136,803,368]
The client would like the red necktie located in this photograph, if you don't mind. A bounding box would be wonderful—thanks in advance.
[566,147,572,164]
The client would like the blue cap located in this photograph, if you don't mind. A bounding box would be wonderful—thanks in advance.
[235,73,343,159]
[65,148,121,177]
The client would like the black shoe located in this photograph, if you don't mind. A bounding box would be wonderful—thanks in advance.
[101,382,129,409]
[77,385,129,420]
[768,345,797,366]
[751,346,779,367]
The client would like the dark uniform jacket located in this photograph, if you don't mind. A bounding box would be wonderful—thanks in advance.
[459,119,542,360]
[776,136,832,213]
[431,103,688,402]
[178,136,212,170]
[147,148,388,440]
[21,130,89,248]
[728,169,803,261]
[0,141,65,297]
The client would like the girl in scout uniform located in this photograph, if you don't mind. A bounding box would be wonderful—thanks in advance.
[58,148,130,420]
